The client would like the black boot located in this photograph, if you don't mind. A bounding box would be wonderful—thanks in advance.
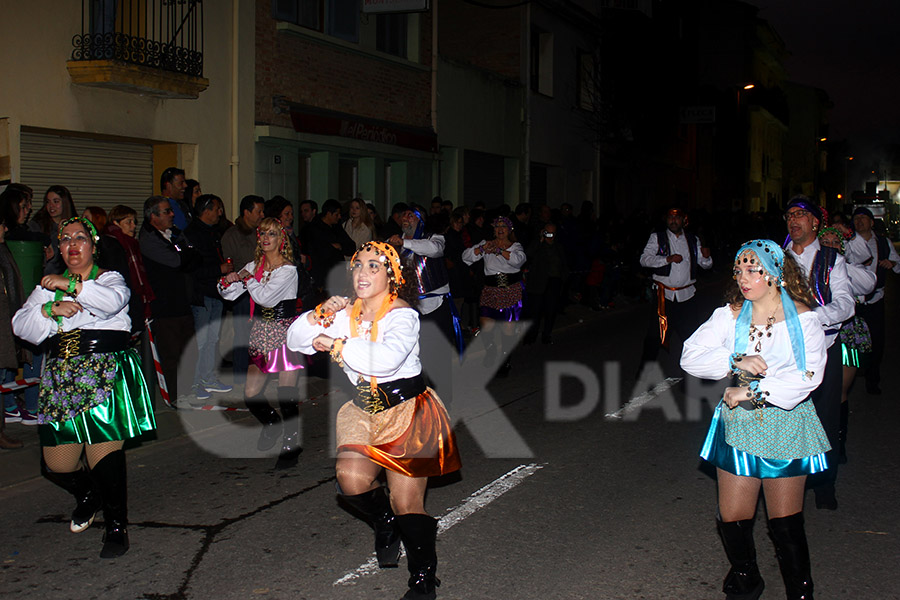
[91,450,129,559]
[245,391,282,452]
[275,386,303,469]
[717,518,764,600]
[395,513,439,600]
[768,513,814,600]
[41,459,102,533]
[340,486,401,568]
[837,401,848,464]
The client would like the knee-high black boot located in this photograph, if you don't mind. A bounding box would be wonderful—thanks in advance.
[395,513,439,600]
[340,486,401,568]
[497,332,515,377]
[91,450,129,559]
[837,401,849,464]
[41,459,102,533]
[275,386,303,469]
[245,391,282,452]
[768,513,814,600]
[717,518,764,600]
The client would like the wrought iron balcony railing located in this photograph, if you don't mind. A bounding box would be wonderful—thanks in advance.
[71,0,204,78]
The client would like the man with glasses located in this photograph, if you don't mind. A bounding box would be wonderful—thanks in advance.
[784,196,855,510]
[139,196,199,405]
[184,194,235,401]
[160,167,191,230]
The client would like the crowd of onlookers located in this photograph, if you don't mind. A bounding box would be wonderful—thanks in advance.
[2,168,813,449]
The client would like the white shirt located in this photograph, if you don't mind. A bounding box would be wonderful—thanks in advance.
[12,271,132,345]
[286,306,421,385]
[218,261,298,307]
[639,230,713,301]
[786,238,855,347]
[462,241,527,275]
[852,232,900,304]
[402,235,448,315]
[681,305,826,410]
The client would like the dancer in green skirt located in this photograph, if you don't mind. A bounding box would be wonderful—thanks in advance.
[12,217,155,558]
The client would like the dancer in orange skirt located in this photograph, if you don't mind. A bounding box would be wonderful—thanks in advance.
[287,241,460,600]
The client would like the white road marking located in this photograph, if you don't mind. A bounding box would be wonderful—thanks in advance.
[333,462,545,586]
[604,377,683,420]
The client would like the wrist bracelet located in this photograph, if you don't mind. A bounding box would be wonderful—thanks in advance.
[329,337,346,366]
[729,352,746,374]
[66,277,78,296]
[43,300,54,318]
[314,303,336,328]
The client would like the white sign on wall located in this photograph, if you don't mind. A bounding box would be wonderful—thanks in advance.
[362,0,430,13]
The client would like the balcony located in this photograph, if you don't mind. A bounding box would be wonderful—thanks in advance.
[66,0,209,99]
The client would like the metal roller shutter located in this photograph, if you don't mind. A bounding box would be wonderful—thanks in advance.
[20,131,153,225]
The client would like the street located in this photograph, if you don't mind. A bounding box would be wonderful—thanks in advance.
[2,278,898,600]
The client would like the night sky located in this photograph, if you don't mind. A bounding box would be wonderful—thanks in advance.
[747,0,900,163]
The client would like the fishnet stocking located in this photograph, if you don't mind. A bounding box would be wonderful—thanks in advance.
[43,443,86,474]
[335,451,427,515]
[761,475,806,518]
[717,469,807,521]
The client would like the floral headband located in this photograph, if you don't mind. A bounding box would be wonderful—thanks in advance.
[492,216,513,229]
[58,217,100,258]
[352,241,405,288]
[817,226,844,255]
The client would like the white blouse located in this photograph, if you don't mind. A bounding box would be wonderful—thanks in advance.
[218,261,298,308]
[462,241,526,275]
[681,305,826,410]
[12,271,131,345]
[286,306,421,385]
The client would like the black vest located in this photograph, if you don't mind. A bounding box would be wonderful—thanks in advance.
[653,229,699,279]
[864,234,891,301]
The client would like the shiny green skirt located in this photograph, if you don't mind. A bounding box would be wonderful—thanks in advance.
[39,348,157,446]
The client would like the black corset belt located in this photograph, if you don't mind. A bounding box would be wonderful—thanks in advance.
[484,271,522,288]
[48,329,130,359]
[257,299,296,321]
[351,374,427,415]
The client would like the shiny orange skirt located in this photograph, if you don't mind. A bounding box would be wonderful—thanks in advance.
[336,388,461,478]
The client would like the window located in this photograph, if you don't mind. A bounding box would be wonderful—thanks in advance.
[273,0,359,43]
[376,13,408,58]
[530,29,553,96]
[576,49,597,111]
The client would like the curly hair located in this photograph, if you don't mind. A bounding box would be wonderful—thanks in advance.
[253,217,294,265]
[342,253,420,310]
[725,250,817,310]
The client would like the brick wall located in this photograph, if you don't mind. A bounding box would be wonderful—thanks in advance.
[255,0,433,130]
[439,0,522,81]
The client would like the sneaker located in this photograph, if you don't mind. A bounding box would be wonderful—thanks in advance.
[203,380,233,394]
[18,409,38,425]
[193,386,211,402]
[4,407,23,424]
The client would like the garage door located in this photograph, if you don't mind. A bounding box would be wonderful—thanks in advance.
[20,131,154,223]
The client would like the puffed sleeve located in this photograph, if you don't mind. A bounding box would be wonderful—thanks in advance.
[755,312,826,410]
[245,265,298,308]
[462,241,486,266]
[76,271,130,320]
[218,261,256,301]
[286,308,351,355]
[339,309,419,379]
[505,242,527,270]
[680,305,735,380]
[12,286,55,345]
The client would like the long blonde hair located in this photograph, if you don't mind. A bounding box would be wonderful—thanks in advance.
[253,217,294,266]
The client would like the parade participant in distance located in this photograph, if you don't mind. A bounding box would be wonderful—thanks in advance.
[12,217,156,558]
[783,196,854,510]
[219,217,304,469]
[639,206,713,373]
[817,226,875,463]
[287,241,460,600]
[849,207,900,395]
[682,239,828,600]
[462,216,526,376]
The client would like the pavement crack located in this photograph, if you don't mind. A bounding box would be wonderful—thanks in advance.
[137,474,336,600]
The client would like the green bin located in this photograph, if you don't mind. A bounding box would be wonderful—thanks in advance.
[6,240,44,293]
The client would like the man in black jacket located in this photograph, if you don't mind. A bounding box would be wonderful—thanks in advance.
[139,196,199,404]
[307,199,355,296]
[184,194,234,400]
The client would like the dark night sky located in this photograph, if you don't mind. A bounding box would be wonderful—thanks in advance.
[747,0,900,159]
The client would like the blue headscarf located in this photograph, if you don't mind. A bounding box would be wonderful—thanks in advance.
[733,239,810,379]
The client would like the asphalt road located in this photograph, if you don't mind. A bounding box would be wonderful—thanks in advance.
[1,276,898,600]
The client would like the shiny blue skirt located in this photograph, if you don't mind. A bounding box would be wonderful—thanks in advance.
[700,403,828,478]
